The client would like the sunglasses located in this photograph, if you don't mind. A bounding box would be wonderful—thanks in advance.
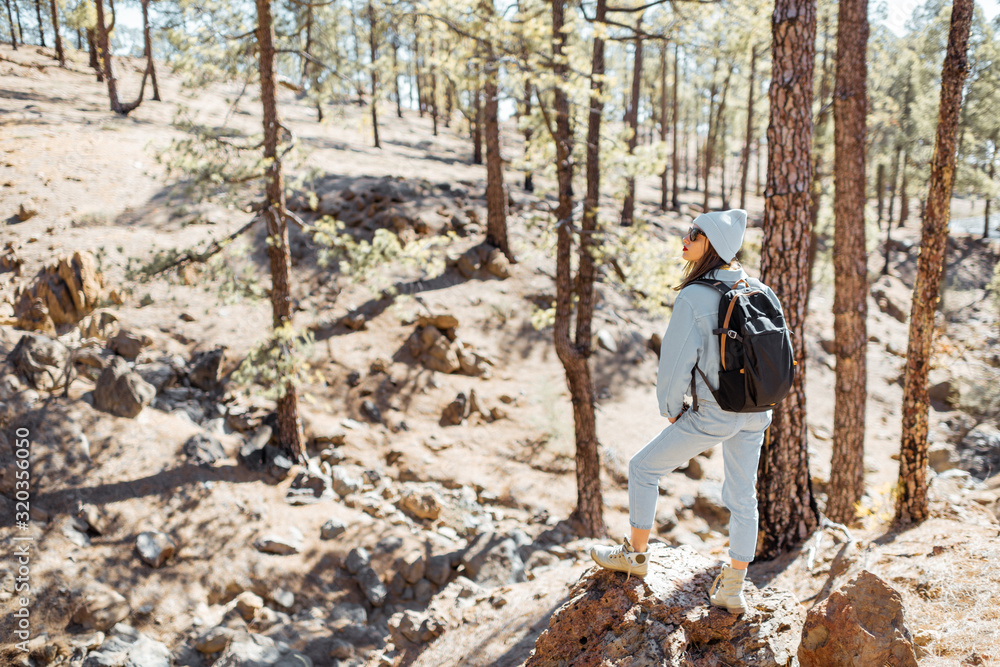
[684,227,704,242]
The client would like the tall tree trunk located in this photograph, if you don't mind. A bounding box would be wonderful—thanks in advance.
[255,0,304,463]
[94,0,148,116]
[472,68,483,164]
[702,57,720,210]
[551,0,603,538]
[141,0,160,101]
[671,43,680,210]
[810,17,833,231]
[4,0,17,49]
[523,79,534,191]
[33,0,42,46]
[755,136,763,196]
[887,144,901,225]
[13,0,22,45]
[48,0,62,65]
[621,15,643,227]
[367,0,380,148]
[301,2,312,86]
[392,32,402,118]
[714,67,731,208]
[757,0,820,560]
[483,45,512,262]
[875,161,885,227]
[740,45,757,211]
[87,28,101,80]
[897,0,973,526]
[987,137,997,239]
[659,41,669,212]
[430,38,438,136]
[898,150,909,227]
[413,19,424,117]
[827,0,869,526]
[444,80,453,128]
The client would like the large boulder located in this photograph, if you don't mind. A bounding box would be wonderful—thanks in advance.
[524,544,803,667]
[798,570,918,667]
[93,356,156,418]
[8,332,73,391]
[14,251,104,331]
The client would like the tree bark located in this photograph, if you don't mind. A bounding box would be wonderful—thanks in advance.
[483,45,512,262]
[48,0,62,65]
[392,32,402,118]
[255,0,305,463]
[472,73,483,165]
[826,0,869,526]
[809,16,833,231]
[4,0,17,49]
[430,37,438,136]
[898,149,909,228]
[897,0,973,526]
[987,137,997,239]
[367,0,380,148]
[875,161,885,227]
[671,43,680,210]
[659,41,669,211]
[757,0,820,560]
[740,45,757,211]
[94,0,148,116]
[551,0,603,538]
[33,0,42,46]
[141,0,160,101]
[523,78,534,191]
[715,67,731,208]
[887,144,901,225]
[621,14,643,227]
[702,57,720,210]
[87,28,101,80]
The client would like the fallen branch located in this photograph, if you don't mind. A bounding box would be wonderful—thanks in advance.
[148,215,260,276]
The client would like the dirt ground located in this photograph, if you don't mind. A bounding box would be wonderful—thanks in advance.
[1,44,999,666]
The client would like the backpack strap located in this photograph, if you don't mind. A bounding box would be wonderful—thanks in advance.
[689,363,714,413]
[690,278,730,296]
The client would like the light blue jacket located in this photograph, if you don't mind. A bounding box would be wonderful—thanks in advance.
[656,266,749,419]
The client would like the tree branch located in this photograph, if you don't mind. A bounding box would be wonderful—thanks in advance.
[150,215,261,276]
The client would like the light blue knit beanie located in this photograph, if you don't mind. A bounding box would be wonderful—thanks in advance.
[692,209,747,263]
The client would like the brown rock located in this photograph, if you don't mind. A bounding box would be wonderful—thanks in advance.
[399,485,443,521]
[17,199,38,221]
[9,332,73,391]
[417,314,460,331]
[71,582,130,631]
[14,251,104,328]
[524,544,803,667]
[94,356,156,418]
[110,328,153,361]
[457,248,482,278]
[78,310,120,341]
[441,392,468,426]
[798,570,918,667]
[485,248,511,279]
[234,591,264,622]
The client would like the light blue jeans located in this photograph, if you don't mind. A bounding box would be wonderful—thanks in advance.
[628,397,772,563]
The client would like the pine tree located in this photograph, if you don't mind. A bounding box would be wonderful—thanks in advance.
[756,0,820,560]
[897,0,974,525]
[826,0,869,526]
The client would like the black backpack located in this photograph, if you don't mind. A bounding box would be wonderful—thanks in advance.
[688,277,796,413]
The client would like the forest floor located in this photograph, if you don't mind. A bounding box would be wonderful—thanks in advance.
[1,45,999,666]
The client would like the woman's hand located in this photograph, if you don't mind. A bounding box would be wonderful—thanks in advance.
[668,403,690,424]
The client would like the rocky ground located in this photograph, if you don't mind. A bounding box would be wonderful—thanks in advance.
[1,45,999,666]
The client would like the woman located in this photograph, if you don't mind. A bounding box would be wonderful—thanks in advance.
[590,208,772,615]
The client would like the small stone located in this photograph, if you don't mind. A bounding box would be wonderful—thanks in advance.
[596,329,618,353]
[320,518,347,540]
[135,531,176,568]
[109,329,152,361]
[183,433,226,466]
[17,200,39,221]
[441,392,468,426]
[485,248,511,279]
[332,467,363,497]
[398,551,426,584]
[681,457,704,480]
[71,582,130,631]
[345,547,370,574]
[356,566,387,607]
[361,399,382,423]
[195,626,235,654]
[399,485,443,520]
[234,591,264,621]
[328,638,353,659]
[425,554,454,585]
[270,588,294,609]
[254,531,302,555]
[342,313,366,331]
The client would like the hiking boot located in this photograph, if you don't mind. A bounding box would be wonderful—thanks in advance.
[589,536,648,579]
[709,565,747,614]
